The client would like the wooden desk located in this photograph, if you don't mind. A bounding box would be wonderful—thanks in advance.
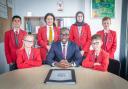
[0,65,128,89]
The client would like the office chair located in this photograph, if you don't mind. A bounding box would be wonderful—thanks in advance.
[108,59,121,76]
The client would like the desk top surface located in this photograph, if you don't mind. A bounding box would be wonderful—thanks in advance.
[0,65,128,89]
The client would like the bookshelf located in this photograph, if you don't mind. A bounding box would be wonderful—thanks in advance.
[24,16,75,34]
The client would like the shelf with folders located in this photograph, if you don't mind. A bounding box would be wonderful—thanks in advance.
[55,16,75,29]
[24,16,75,34]
[24,17,45,34]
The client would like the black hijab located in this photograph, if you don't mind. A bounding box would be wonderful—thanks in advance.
[75,11,85,26]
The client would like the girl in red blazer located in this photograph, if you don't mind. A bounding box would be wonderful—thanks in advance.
[97,17,117,59]
[17,35,42,69]
[37,13,60,63]
[69,11,91,57]
[82,34,109,72]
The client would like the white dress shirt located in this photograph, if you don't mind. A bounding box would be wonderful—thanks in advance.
[13,28,20,34]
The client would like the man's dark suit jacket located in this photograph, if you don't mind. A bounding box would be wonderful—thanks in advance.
[46,41,83,66]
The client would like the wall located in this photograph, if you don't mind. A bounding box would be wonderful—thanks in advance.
[14,0,85,27]
[0,43,9,74]
[0,0,85,74]
[84,0,122,60]
[0,0,123,74]
[0,1,14,74]
[13,0,122,60]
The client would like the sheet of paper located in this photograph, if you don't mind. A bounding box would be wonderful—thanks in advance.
[49,70,72,81]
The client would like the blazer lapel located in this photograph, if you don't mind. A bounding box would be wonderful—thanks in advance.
[75,26,80,38]
[58,42,63,56]
[29,48,34,60]
[96,50,101,63]
[80,26,84,38]
[66,41,71,59]
[10,30,16,47]
[23,49,29,60]
[18,30,22,48]
[53,27,57,41]
[57,42,64,60]
[91,50,95,62]
[106,31,113,49]
[44,26,47,41]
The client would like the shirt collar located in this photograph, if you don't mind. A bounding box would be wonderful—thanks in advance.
[103,29,110,33]
[47,25,53,29]
[13,28,20,34]
[61,41,68,47]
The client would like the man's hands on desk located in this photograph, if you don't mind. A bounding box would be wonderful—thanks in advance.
[55,60,72,68]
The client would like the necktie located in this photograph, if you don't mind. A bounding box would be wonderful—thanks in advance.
[103,33,107,51]
[95,55,98,62]
[62,44,66,59]
[15,31,19,47]
[49,27,53,44]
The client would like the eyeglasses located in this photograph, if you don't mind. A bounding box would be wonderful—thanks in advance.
[92,42,100,45]
[61,34,69,37]
[24,40,33,44]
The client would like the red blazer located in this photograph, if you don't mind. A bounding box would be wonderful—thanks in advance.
[4,29,27,64]
[82,49,109,71]
[17,48,42,69]
[97,30,117,59]
[37,26,60,61]
[69,23,91,56]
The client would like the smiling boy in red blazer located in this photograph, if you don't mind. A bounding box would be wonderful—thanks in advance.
[97,17,117,59]
[4,15,27,71]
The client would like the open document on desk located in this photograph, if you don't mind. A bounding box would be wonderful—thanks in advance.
[44,69,76,84]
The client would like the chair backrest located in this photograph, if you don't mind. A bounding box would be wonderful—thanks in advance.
[108,59,121,75]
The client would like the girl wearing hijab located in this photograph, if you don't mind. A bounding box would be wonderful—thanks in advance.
[69,11,91,58]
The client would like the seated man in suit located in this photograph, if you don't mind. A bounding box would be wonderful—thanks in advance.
[17,34,42,69]
[82,34,109,71]
[46,27,83,68]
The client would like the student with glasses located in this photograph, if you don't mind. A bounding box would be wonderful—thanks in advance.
[16,35,42,69]
[82,34,109,71]
[46,27,82,68]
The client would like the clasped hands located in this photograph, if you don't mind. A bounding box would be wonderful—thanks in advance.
[94,62,101,66]
[55,59,72,68]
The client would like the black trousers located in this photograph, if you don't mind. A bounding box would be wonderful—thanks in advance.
[9,63,17,71]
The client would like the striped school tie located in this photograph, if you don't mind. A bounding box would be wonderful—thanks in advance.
[103,33,107,51]
[49,27,53,44]
[15,31,19,47]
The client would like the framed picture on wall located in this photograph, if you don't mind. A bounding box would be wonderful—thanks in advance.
[7,0,13,8]
[0,4,8,19]
[91,0,115,18]
[0,0,6,5]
